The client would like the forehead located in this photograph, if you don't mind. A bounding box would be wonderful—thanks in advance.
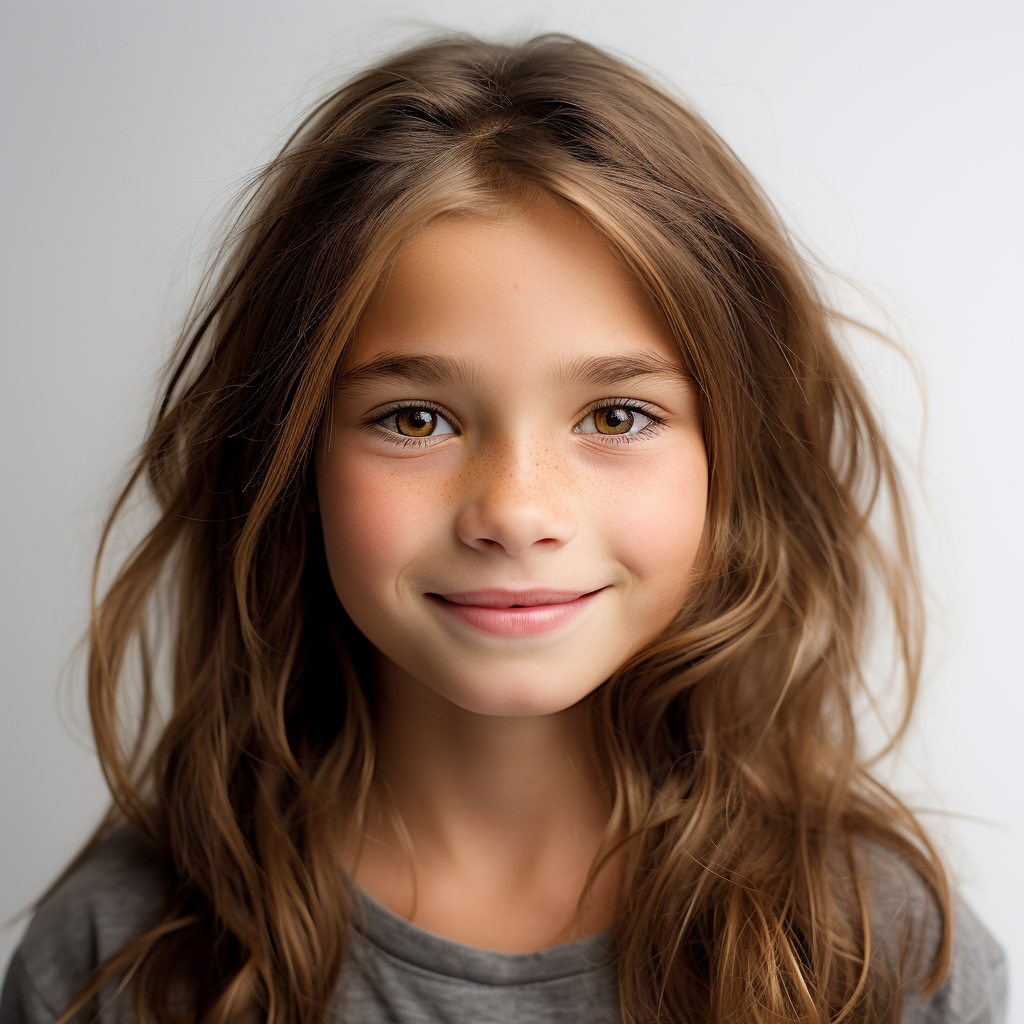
[344,200,682,382]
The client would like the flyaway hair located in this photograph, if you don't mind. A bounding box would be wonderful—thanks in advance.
[57,32,950,1024]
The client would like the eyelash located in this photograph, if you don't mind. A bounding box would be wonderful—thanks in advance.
[366,400,459,449]
[574,398,665,444]
[366,399,666,448]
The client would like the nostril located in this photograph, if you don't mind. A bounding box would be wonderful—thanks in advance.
[455,503,577,556]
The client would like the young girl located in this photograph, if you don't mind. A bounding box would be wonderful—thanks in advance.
[0,32,1006,1024]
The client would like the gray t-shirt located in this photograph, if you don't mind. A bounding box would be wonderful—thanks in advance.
[0,828,1006,1023]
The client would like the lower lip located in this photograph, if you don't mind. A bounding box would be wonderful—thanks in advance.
[427,591,601,636]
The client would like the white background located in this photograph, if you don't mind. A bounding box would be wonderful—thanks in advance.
[2,0,1021,1015]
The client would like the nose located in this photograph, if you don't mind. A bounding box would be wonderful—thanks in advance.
[454,435,578,557]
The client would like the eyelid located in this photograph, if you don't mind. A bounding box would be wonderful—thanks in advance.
[572,398,667,444]
[576,397,666,421]
[363,399,461,449]
[364,399,461,431]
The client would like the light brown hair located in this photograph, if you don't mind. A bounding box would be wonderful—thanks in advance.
[58,32,950,1024]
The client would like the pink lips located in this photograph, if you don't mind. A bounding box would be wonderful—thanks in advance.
[427,588,603,636]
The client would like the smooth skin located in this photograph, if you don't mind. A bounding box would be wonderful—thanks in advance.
[316,196,708,952]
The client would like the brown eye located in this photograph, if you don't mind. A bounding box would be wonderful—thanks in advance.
[594,406,634,435]
[395,408,437,436]
[573,403,657,440]
[377,406,457,442]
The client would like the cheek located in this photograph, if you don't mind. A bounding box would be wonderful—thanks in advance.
[316,453,442,602]
[596,442,708,596]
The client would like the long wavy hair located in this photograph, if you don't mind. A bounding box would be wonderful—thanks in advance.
[55,32,951,1024]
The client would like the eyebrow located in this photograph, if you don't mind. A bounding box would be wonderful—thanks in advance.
[335,353,479,392]
[550,354,690,389]
[335,351,689,392]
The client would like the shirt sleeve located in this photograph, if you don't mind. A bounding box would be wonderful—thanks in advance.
[0,829,169,1024]
[900,895,1007,1024]
[0,950,59,1024]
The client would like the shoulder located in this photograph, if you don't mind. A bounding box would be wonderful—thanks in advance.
[1,826,171,1024]
[855,841,1007,1023]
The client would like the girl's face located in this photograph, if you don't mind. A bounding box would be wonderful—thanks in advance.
[316,199,708,717]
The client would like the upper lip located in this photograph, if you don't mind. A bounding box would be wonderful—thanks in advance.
[431,588,602,607]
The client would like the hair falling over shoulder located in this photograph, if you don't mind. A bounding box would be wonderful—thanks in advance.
[61,32,952,1024]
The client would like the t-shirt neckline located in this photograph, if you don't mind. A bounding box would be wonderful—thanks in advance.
[353,887,615,986]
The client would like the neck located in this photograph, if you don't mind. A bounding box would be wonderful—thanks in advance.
[348,653,618,949]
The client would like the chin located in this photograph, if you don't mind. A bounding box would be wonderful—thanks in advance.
[442,672,597,718]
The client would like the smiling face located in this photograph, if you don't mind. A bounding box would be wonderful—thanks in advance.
[315,198,708,717]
